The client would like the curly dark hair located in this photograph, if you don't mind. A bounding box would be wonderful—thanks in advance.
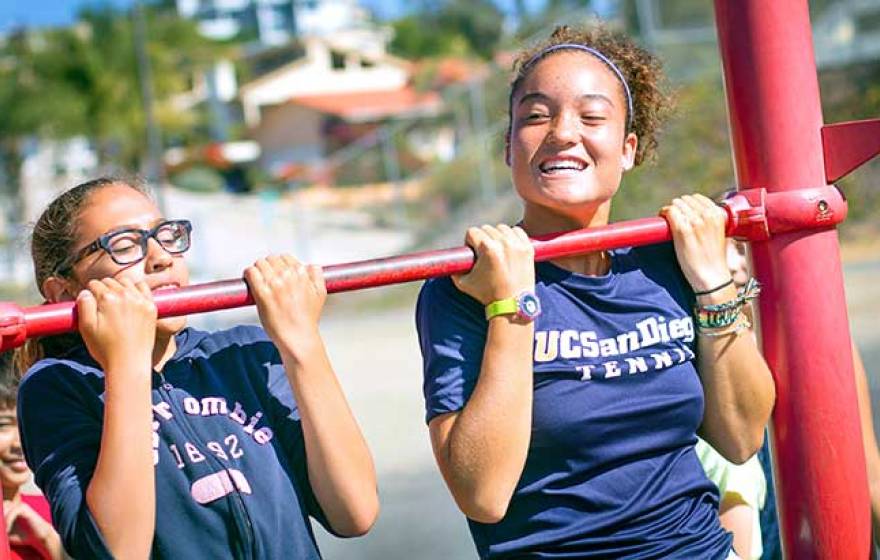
[507,24,674,166]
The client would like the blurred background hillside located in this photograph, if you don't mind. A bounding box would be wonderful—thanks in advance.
[0,1,878,558]
[1,0,878,288]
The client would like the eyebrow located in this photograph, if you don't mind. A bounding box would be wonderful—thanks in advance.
[102,218,167,237]
[517,92,616,108]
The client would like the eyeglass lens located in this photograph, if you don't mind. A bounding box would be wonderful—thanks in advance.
[108,222,190,265]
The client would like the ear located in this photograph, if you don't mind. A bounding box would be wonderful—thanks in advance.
[504,131,512,167]
[621,132,638,172]
[42,275,78,303]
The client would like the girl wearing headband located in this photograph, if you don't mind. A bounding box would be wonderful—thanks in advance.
[416,25,775,559]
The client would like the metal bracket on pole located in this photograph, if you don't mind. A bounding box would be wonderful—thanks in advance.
[822,118,880,183]
[725,184,847,240]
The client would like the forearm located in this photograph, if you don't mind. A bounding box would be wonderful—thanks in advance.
[41,530,65,560]
[279,333,378,537]
[86,361,155,559]
[718,497,753,560]
[852,344,880,544]
[438,317,534,522]
[697,289,775,463]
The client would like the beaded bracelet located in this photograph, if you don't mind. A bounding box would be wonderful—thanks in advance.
[697,313,752,337]
[694,277,761,330]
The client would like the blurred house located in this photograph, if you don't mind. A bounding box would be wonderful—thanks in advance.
[175,0,372,45]
[239,30,451,180]
[19,138,98,221]
[813,0,880,69]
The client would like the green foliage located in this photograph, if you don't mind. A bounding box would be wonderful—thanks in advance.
[0,2,224,211]
[169,165,224,192]
[390,0,504,60]
[612,74,734,222]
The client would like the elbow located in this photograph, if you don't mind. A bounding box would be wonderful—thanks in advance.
[333,494,380,538]
[722,431,765,465]
[454,488,513,524]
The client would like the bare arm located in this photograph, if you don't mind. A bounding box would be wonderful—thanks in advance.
[79,279,157,559]
[852,342,880,545]
[661,195,775,463]
[695,284,775,463]
[428,225,535,523]
[429,315,533,523]
[246,256,378,537]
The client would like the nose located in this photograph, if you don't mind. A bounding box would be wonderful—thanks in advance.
[10,423,20,450]
[548,110,580,145]
[144,237,173,274]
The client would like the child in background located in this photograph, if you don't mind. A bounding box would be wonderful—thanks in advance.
[696,437,766,560]
[0,352,64,560]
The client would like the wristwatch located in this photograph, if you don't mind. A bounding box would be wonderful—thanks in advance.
[485,290,542,322]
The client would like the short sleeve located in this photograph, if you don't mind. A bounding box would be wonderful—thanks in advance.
[695,438,767,509]
[415,277,488,424]
[17,362,114,560]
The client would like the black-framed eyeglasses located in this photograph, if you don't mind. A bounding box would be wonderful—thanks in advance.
[57,219,192,274]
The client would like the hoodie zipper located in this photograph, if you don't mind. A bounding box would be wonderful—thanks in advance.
[155,369,257,560]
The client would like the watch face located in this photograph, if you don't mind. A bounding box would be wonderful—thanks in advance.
[518,292,542,320]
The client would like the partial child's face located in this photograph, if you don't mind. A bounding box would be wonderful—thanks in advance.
[0,406,29,492]
[508,51,637,221]
[726,239,749,288]
[64,185,191,335]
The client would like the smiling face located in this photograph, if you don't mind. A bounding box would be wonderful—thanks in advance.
[51,184,191,336]
[508,51,637,230]
[0,405,29,497]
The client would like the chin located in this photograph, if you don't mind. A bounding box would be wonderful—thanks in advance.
[157,316,187,336]
[0,470,30,491]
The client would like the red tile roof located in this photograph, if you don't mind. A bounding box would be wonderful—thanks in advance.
[289,87,442,122]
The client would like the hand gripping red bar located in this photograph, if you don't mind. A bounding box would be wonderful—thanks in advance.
[0,186,845,352]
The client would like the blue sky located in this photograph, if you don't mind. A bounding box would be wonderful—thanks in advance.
[0,0,134,31]
[0,0,552,33]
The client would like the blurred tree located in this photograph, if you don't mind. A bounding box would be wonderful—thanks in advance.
[0,2,223,219]
[390,0,504,60]
[42,4,221,166]
[0,30,85,222]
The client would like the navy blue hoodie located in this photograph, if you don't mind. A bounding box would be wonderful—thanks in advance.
[18,325,335,559]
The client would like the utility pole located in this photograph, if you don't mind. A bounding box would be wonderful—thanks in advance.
[133,0,166,212]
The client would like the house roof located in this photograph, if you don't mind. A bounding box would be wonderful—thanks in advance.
[288,87,442,122]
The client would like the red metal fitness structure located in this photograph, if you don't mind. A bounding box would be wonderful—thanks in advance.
[1,0,880,557]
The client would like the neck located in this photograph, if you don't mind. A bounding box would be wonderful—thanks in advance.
[521,201,613,276]
[153,331,178,371]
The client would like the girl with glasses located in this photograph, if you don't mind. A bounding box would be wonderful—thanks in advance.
[416,25,775,559]
[13,177,378,559]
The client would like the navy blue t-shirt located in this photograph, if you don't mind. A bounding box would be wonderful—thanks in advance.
[18,325,332,560]
[417,243,733,559]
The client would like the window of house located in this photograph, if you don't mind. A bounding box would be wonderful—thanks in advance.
[331,50,346,70]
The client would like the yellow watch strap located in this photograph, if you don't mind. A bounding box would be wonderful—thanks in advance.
[485,297,518,320]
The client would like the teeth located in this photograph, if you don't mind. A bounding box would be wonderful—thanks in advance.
[541,159,586,172]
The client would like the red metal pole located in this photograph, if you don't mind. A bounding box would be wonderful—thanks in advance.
[714,1,872,557]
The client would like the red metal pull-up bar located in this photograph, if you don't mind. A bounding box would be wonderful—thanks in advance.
[0,186,844,353]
